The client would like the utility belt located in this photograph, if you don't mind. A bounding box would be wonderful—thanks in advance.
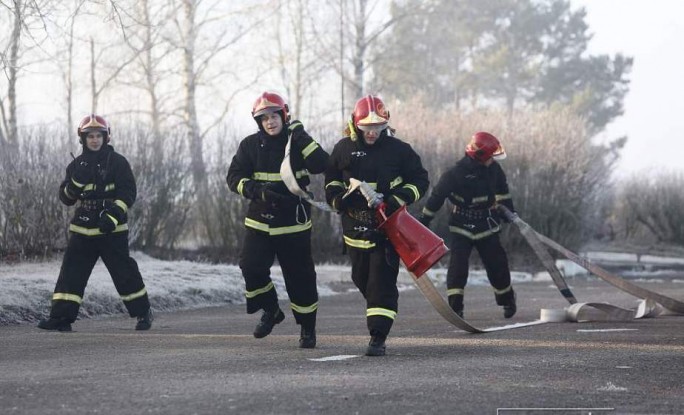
[79,198,113,212]
[346,208,379,226]
[452,205,495,220]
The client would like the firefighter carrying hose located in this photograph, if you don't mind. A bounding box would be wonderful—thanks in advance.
[418,132,517,319]
[325,95,429,356]
[38,114,153,332]
[227,92,329,349]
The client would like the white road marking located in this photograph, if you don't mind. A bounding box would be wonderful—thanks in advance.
[576,328,639,332]
[308,355,359,362]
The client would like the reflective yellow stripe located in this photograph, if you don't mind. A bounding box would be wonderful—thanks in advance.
[63,186,76,199]
[69,223,129,236]
[422,207,435,217]
[291,301,318,314]
[367,182,378,190]
[496,193,512,201]
[301,142,318,158]
[449,226,496,240]
[84,184,95,191]
[244,218,312,235]
[71,178,85,188]
[450,193,465,203]
[493,285,512,295]
[447,288,464,296]
[104,183,115,192]
[121,287,147,302]
[114,199,128,213]
[391,195,406,206]
[472,195,489,203]
[389,176,403,189]
[245,282,274,299]
[403,184,420,201]
[366,307,396,320]
[343,235,376,249]
[253,170,308,181]
[325,181,345,189]
[53,292,83,304]
[237,178,249,196]
[106,214,119,226]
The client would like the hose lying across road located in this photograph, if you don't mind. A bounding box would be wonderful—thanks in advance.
[412,206,683,333]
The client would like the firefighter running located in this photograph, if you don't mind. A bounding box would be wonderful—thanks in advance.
[325,95,429,356]
[38,114,153,332]
[227,92,329,349]
[418,132,517,319]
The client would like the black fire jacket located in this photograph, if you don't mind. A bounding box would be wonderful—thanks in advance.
[59,145,136,237]
[421,155,515,240]
[227,126,329,235]
[325,130,429,250]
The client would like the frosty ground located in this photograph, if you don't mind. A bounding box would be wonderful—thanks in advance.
[1,251,683,326]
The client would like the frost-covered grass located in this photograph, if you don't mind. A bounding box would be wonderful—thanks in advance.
[1,251,681,325]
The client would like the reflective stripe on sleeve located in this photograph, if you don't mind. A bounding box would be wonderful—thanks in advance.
[301,142,319,158]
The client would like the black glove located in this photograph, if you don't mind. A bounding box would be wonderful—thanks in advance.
[384,195,403,216]
[98,211,117,233]
[259,184,297,208]
[72,161,91,185]
[97,201,126,234]
[65,161,91,199]
[288,120,308,152]
[417,213,433,228]
[288,120,304,137]
[331,194,349,213]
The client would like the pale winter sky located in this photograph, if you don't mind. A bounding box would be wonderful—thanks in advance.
[571,0,684,177]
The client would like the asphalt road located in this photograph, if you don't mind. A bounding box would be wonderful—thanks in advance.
[1,278,683,415]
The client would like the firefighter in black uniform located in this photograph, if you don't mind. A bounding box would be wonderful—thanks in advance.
[325,95,429,356]
[38,114,153,332]
[227,92,329,349]
[418,132,517,319]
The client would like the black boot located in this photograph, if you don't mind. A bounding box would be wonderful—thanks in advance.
[135,309,154,331]
[37,317,72,332]
[253,308,285,338]
[365,334,387,357]
[503,291,517,319]
[299,326,316,349]
[448,294,464,318]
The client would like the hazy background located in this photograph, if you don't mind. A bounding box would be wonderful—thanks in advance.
[573,0,684,176]
[1,0,683,263]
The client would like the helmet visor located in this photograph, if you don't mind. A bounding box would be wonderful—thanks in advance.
[492,145,506,160]
[357,124,387,133]
[253,106,281,118]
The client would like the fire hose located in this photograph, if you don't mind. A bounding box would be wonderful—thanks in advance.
[279,129,336,212]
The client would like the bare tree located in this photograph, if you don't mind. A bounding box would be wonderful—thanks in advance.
[170,0,266,190]
[0,0,53,148]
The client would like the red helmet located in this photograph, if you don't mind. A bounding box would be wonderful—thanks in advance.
[252,92,289,122]
[465,131,506,162]
[352,95,389,131]
[77,114,111,143]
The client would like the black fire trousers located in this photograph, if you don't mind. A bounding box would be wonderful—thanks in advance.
[50,232,150,323]
[447,232,513,304]
[239,229,318,329]
[348,239,400,338]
